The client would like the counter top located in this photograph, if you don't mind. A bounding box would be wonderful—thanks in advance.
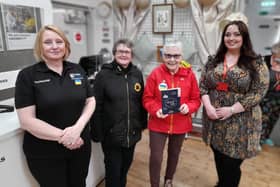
[0,111,21,139]
[0,99,21,140]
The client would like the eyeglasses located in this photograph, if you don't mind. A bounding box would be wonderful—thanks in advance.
[164,54,181,60]
[116,50,131,55]
[274,57,280,63]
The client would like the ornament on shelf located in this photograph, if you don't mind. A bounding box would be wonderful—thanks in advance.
[116,0,132,9]
[198,0,217,7]
[173,0,190,8]
[135,0,150,10]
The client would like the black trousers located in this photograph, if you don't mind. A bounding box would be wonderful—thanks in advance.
[102,144,136,187]
[26,143,91,187]
[211,146,244,187]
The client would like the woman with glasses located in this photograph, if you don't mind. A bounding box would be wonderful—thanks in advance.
[91,39,147,187]
[143,40,201,187]
[15,25,96,187]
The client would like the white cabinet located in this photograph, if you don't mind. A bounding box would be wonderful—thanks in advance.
[0,131,38,187]
[0,130,105,187]
[86,143,105,187]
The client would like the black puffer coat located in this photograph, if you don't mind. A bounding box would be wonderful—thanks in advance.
[91,60,147,148]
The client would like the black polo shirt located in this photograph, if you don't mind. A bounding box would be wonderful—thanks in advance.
[15,61,94,158]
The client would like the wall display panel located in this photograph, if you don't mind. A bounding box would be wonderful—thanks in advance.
[0,5,41,72]
[137,0,195,57]
[135,0,196,70]
[1,3,38,50]
[0,3,42,102]
[135,0,202,125]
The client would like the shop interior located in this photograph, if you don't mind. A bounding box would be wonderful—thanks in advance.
[0,0,279,186]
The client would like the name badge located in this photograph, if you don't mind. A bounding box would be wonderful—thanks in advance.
[159,82,168,91]
[70,73,83,80]
[216,82,228,91]
[70,73,83,85]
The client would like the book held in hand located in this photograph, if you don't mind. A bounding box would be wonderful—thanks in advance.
[161,88,181,114]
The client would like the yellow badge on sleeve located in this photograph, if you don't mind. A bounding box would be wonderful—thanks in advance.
[134,83,141,92]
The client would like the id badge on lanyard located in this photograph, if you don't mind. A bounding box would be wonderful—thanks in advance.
[216,82,229,91]
[215,58,234,92]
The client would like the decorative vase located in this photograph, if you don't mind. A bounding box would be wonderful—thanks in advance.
[135,0,150,10]
[116,0,132,9]
[198,0,217,7]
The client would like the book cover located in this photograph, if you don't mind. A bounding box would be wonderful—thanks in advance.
[161,88,181,115]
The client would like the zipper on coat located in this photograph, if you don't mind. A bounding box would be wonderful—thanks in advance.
[169,75,175,134]
[125,74,130,147]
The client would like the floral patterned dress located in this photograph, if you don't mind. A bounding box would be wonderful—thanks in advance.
[199,57,269,159]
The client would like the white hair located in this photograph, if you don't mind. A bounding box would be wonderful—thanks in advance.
[271,41,280,55]
[162,39,183,55]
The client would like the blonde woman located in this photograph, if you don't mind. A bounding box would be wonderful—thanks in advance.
[15,25,95,187]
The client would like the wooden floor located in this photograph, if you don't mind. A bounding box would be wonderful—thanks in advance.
[97,130,280,187]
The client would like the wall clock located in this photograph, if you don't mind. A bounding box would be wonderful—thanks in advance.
[96,1,112,19]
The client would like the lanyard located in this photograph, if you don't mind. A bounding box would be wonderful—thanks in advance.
[223,57,236,80]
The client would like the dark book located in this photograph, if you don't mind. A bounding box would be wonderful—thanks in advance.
[161,88,181,115]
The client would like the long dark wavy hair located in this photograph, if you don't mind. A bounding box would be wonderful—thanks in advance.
[207,20,259,80]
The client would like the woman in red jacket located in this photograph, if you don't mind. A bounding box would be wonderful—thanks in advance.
[143,40,201,187]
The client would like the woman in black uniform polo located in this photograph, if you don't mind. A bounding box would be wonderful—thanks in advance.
[15,25,96,187]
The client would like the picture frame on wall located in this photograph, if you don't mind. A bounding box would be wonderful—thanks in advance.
[1,3,38,50]
[152,4,173,34]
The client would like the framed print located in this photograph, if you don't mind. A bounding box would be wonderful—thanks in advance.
[1,3,38,50]
[152,4,173,34]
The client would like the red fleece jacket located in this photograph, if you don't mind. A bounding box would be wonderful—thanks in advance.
[143,63,201,134]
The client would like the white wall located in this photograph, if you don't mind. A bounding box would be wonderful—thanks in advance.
[52,0,114,56]
[91,0,114,55]
[244,0,280,55]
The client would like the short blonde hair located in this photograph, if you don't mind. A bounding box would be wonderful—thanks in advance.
[34,25,71,61]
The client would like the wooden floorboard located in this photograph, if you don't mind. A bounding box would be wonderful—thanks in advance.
[97,129,280,187]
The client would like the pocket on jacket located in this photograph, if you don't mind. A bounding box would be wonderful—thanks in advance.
[105,120,126,146]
